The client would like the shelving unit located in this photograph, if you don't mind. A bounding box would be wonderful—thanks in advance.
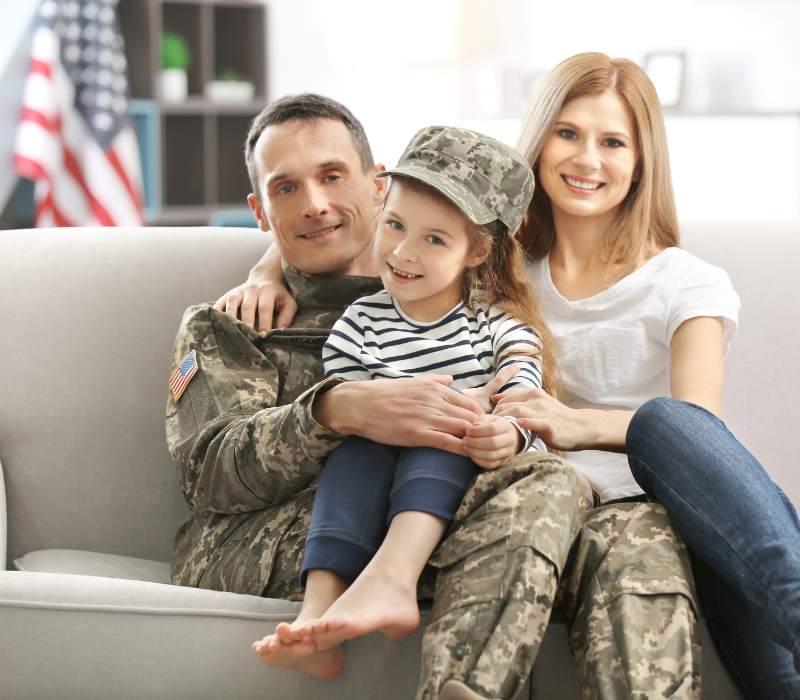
[118,0,267,225]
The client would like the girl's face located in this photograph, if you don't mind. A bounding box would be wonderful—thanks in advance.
[537,90,640,227]
[374,179,485,322]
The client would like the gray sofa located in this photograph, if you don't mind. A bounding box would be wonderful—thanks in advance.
[2,222,797,699]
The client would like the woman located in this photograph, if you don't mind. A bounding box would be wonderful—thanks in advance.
[492,53,800,700]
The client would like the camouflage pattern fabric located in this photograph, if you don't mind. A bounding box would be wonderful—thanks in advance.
[167,261,382,593]
[378,126,534,234]
[167,261,699,699]
[417,457,700,700]
[560,503,701,700]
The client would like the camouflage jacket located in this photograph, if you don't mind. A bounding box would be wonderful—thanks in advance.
[166,262,382,594]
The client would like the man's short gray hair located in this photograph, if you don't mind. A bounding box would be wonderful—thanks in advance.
[245,93,375,198]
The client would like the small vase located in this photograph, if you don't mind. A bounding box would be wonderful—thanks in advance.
[159,68,188,103]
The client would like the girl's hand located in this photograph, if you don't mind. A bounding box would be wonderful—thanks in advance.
[493,387,585,452]
[461,365,520,414]
[463,414,521,470]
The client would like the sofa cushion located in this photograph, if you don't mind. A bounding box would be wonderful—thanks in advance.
[0,570,434,700]
[14,549,172,585]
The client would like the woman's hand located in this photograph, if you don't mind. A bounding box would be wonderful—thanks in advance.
[493,388,585,451]
[213,243,298,332]
[463,414,521,470]
[494,388,632,453]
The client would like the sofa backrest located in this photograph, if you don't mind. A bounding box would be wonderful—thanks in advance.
[680,221,799,506]
[0,227,272,568]
[0,222,797,570]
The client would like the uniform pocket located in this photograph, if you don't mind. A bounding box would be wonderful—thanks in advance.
[429,508,512,621]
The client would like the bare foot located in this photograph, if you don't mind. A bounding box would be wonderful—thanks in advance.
[252,625,345,680]
[308,569,421,650]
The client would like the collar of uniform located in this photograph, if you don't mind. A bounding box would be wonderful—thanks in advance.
[282,260,383,315]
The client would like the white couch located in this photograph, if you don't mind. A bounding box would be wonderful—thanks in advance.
[2,222,796,699]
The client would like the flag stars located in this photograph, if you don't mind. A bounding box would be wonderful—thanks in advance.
[93,112,113,131]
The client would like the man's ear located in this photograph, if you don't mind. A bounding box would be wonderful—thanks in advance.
[247,193,270,231]
[373,163,388,201]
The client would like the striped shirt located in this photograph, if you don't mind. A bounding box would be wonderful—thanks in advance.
[323,291,545,450]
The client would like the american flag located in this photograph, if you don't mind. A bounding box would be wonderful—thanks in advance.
[169,350,198,402]
[14,0,145,227]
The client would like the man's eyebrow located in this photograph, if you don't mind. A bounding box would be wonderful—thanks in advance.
[319,159,349,170]
[266,159,350,188]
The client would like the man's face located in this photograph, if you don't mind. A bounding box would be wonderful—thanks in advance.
[248,118,386,275]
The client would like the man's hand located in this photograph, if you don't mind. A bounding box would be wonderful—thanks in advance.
[461,365,520,414]
[312,375,483,455]
[462,414,520,470]
[213,242,298,332]
[214,280,298,332]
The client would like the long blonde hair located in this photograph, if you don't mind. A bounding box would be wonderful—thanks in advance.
[516,52,680,274]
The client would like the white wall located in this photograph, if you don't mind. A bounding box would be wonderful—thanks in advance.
[264,0,800,220]
[0,0,40,211]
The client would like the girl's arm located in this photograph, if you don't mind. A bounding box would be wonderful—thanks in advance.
[494,315,725,451]
[213,243,298,332]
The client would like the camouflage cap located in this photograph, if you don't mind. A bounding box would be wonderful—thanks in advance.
[377,125,534,234]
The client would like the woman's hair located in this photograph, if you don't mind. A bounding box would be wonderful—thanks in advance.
[390,175,563,400]
[515,52,680,273]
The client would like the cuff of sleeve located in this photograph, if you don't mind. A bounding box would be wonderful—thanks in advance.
[293,376,351,460]
[503,415,534,453]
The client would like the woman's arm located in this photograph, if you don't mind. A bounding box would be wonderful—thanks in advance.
[669,316,724,417]
[213,242,298,332]
[493,389,632,453]
[494,315,726,450]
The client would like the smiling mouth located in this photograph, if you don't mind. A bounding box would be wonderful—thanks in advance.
[299,224,342,239]
[389,264,422,279]
[562,175,604,190]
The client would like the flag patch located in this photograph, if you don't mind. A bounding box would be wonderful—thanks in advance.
[169,350,198,401]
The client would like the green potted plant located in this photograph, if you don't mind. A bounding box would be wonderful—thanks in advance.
[160,31,191,103]
[205,67,255,104]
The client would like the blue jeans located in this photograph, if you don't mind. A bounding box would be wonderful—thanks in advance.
[627,397,800,700]
[300,435,478,587]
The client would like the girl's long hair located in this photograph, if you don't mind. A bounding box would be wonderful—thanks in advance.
[463,218,563,401]
[516,52,680,276]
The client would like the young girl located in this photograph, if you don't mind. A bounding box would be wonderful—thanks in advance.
[253,125,560,680]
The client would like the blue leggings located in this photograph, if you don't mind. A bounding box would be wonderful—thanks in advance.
[300,435,478,587]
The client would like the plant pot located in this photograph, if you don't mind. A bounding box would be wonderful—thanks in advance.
[204,80,255,104]
[160,68,188,103]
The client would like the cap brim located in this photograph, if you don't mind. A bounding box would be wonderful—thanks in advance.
[378,166,498,226]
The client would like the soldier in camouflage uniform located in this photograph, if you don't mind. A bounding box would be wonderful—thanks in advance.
[167,93,700,700]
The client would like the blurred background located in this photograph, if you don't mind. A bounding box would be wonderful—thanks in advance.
[1,0,799,228]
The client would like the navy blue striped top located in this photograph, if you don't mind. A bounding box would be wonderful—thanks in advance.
[323,290,543,397]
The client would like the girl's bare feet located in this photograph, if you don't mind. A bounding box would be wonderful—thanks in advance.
[307,566,422,650]
[252,569,348,678]
[252,627,345,679]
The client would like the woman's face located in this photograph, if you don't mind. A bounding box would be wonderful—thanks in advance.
[537,91,639,226]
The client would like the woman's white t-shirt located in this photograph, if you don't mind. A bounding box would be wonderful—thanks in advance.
[528,247,741,503]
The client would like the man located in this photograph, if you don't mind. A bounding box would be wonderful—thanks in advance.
[167,93,700,700]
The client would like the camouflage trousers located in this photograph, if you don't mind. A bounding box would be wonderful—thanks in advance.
[417,451,701,700]
[262,451,700,700]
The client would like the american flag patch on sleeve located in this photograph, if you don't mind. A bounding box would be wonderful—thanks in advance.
[169,350,198,401]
